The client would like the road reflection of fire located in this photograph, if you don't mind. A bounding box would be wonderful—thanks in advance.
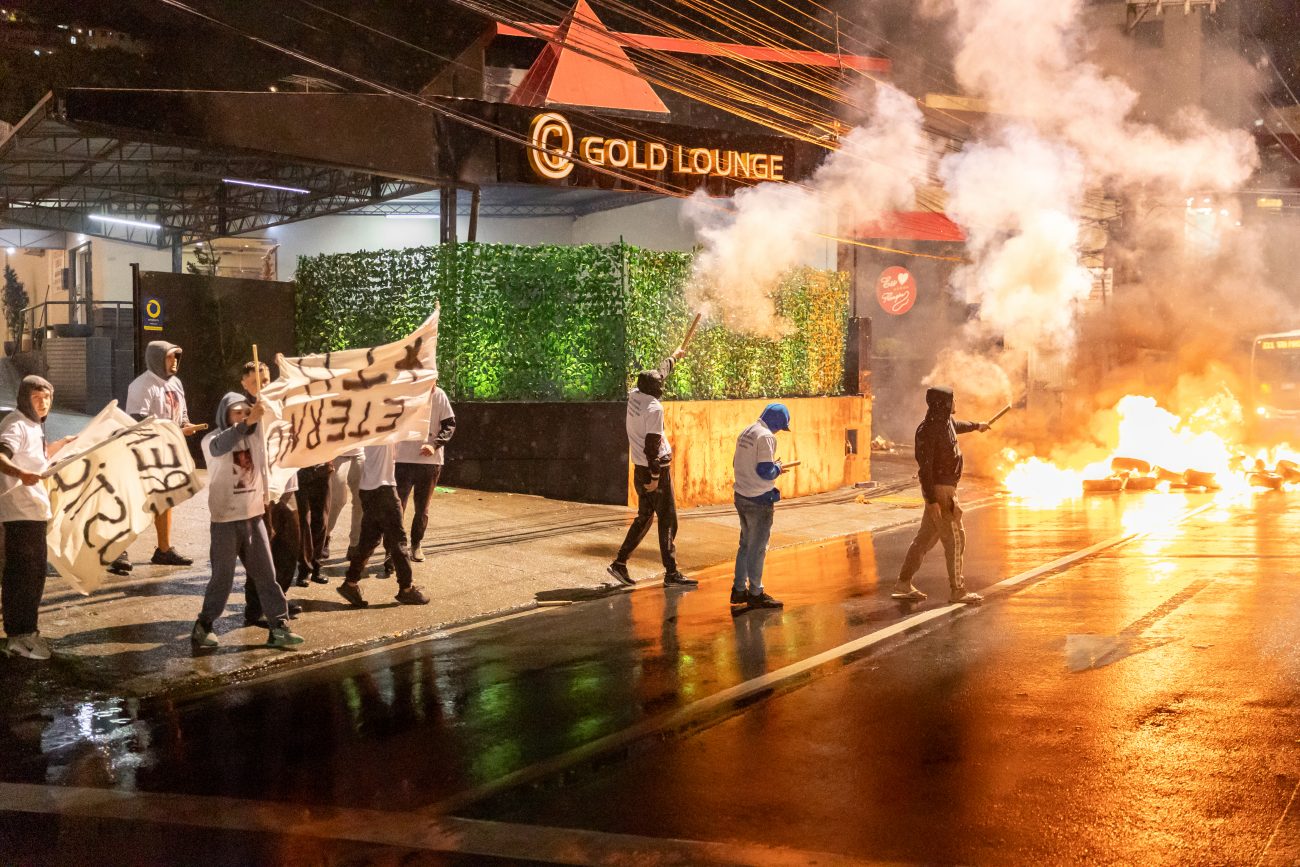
[1001,393,1300,507]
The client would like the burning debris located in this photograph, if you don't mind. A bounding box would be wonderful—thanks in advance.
[1000,392,1300,505]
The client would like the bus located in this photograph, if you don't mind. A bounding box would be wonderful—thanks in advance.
[1250,331,1300,434]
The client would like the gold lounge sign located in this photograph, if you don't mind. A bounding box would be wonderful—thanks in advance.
[527,112,785,183]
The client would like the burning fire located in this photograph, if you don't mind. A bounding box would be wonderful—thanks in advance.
[1001,393,1300,506]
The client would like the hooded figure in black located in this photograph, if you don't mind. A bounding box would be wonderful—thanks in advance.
[606,347,698,589]
[892,385,989,606]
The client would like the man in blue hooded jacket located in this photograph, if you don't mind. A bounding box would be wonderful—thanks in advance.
[730,403,791,609]
[893,385,989,605]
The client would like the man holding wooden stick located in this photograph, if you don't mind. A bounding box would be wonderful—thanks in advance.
[891,386,991,605]
[607,315,701,589]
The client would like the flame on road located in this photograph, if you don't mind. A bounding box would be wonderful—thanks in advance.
[1001,393,1300,506]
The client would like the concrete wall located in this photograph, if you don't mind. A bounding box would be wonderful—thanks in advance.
[92,237,170,302]
[655,395,871,507]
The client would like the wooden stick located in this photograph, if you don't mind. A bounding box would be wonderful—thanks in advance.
[680,312,703,350]
[987,404,1012,426]
[781,460,801,469]
[250,344,262,397]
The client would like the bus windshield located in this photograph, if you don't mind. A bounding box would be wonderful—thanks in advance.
[1254,338,1300,411]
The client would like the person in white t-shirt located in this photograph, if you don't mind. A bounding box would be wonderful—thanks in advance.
[327,446,365,560]
[390,383,455,563]
[192,392,304,652]
[731,403,792,610]
[336,442,430,609]
[0,376,73,660]
[607,348,698,589]
[120,340,205,571]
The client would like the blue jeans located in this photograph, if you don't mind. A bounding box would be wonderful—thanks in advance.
[733,495,774,594]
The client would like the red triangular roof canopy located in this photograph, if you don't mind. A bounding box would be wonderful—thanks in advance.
[509,0,670,115]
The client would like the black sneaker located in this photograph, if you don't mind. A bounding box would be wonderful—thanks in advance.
[108,554,132,576]
[748,591,784,609]
[664,571,698,587]
[310,572,328,584]
[395,585,430,605]
[293,575,310,588]
[151,548,193,566]
[381,559,395,579]
[286,601,303,619]
[606,562,634,586]
[336,582,368,608]
[730,587,750,604]
[243,615,269,628]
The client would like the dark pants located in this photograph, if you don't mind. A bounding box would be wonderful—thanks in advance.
[296,467,332,578]
[2,520,47,636]
[347,486,413,588]
[248,495,298,622]
[395,462,441,549]
[615,465,678,572]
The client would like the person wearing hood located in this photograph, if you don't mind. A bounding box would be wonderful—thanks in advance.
[607,347,698,589]
[0,376,72,659]
[892,386,989,605]
[730,403,792,609]
[121,340,205,571]
[236,361,303,627]
[192,392,304,652]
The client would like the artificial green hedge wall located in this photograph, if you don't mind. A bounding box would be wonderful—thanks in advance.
[295,242,848,402]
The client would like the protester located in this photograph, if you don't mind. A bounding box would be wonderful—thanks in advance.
[192,393,304,651]
[337,441,430,608]
[296,462,332,584]
[118,340,204,573]
[607,348,698,588]
[730,403,791,609]
[236,361,302,627]
[327,447,365,560]
[387,380,455,568]
[0,377,72,659]
[892,386,989,605]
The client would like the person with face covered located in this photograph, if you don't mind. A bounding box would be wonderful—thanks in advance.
[606,348,698,588]
[0,376,73,659]
[191,393,304,652]
[120,340,205,572]
[892,386,989,605]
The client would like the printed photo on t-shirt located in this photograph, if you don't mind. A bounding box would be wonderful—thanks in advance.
[231,448,256,492]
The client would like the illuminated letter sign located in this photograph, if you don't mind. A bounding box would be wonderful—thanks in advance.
[527,112,785,183]
[528,112,576,180]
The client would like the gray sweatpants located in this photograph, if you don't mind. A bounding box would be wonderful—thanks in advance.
[200,518,288,628]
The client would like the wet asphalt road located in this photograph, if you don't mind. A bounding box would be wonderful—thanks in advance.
[2,490,1299,865]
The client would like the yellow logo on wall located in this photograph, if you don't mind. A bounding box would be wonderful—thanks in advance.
[527,112,785,183]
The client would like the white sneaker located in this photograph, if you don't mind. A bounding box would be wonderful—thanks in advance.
[950,591,984,605]
[6,632,52,660]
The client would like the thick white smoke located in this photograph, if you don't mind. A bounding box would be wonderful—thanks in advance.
[684,84,930,336]
[938,0,1258,359]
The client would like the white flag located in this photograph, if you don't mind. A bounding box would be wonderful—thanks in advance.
[46,402,201,594]
[260,308,440,469]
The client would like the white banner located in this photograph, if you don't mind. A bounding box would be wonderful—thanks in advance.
[46,402,201,594]
[260,309,440,469]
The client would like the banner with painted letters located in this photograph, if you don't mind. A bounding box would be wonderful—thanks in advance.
[260,309,440,469]
[45,402,201,594]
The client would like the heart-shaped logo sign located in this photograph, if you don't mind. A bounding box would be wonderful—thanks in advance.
[876,266,916,315]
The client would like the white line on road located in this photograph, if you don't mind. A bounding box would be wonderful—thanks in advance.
[0,782,905,867]
[423,502,1216,816]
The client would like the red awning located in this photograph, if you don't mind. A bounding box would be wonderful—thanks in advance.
[853,212,966,243]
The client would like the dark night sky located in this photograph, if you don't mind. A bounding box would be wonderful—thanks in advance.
[2,0,1299,122]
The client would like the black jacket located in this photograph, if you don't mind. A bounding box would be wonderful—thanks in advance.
[915,386,979,503]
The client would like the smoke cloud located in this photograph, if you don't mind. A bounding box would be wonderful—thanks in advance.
[684,84,930,336]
